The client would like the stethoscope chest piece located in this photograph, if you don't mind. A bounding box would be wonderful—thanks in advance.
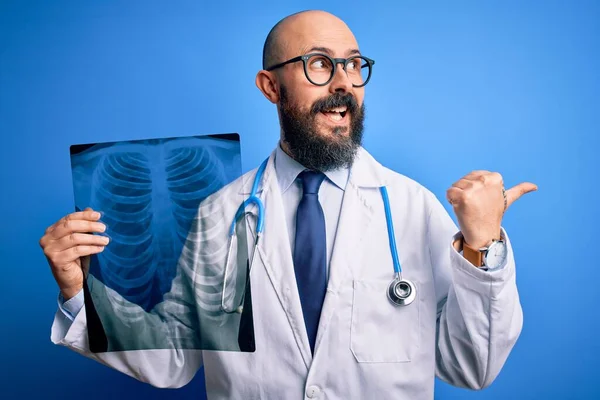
[387,277,416,306]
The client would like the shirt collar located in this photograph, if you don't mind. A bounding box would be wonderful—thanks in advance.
[274,142,350,193]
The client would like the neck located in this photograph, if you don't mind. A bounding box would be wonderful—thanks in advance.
[279,138,296,161]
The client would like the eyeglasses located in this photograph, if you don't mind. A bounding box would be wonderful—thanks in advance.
[265,53,375,88]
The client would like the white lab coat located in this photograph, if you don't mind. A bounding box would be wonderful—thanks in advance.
[51,147,523,399]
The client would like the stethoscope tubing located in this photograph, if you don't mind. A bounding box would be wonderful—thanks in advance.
[379,186,402,277]
[222,157,416,313]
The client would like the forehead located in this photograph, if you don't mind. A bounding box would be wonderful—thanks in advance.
[279,15,359,58]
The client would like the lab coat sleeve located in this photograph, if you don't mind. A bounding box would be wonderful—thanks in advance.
[426,191,523,390]
[49,203,217,388]
[50,260,204,389]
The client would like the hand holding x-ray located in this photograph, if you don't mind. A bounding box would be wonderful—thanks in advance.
[40,208,107,300]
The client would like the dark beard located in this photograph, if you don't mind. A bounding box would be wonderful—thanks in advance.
[278,85,365,172]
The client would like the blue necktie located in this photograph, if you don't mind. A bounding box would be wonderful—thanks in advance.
[293,170,327,354]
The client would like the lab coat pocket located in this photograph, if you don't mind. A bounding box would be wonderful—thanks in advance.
[350,279,420,363]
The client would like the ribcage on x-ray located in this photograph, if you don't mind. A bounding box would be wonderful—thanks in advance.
[90,144,226,312]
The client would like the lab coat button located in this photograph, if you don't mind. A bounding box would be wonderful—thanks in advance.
[306,385,321,398]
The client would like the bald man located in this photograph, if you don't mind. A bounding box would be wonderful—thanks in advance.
[42,10,535,399]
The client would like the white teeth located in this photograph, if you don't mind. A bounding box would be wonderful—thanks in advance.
[324,107,347,113]
[330,113,342,121]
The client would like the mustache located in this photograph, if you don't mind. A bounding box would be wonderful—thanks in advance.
[310,93,359,115]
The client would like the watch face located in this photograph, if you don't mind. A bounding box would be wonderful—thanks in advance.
[484,241,508,270]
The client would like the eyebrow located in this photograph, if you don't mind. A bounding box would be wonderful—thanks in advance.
[305,46,361,57]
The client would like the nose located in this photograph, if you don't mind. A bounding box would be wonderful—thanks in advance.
[328,62,353,94]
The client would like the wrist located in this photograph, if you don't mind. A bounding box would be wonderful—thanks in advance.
[460,231,507,269]
[60,285,83,301]
[463,232,502,250]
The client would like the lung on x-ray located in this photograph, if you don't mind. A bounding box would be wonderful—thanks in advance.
[70,133,254,353]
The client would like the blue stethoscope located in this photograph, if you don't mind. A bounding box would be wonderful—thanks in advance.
[221,158,416,314]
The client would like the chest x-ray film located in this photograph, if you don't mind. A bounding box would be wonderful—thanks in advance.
[70,133,255,353]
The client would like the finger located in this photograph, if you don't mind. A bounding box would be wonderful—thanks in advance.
[463,170,489,180]
[463,171,502,186]
[46,209,102,234]
[446,187,463,206]
[53,245,106,264]
[65,209,102,222]
[505,182,538,209]
[52,232,110,253]
[49,219,107,240]
[451,179,473,190]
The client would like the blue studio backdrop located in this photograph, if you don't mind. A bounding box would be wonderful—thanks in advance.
[0,1,598,399]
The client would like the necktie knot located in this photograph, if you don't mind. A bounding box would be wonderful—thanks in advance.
[299,170,326,195]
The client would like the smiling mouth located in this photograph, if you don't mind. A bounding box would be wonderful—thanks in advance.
[320,106,348,122]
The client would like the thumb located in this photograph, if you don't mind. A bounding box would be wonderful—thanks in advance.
[505,182,538,209]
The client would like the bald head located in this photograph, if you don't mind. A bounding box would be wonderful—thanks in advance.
[262,10,358,70]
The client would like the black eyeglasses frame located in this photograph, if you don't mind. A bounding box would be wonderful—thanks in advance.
[265,53,375,88]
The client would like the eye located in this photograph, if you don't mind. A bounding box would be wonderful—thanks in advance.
[308,55,332,71]
[347,57,364,72]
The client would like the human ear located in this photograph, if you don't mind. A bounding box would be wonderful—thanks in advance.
[255,70,279,103]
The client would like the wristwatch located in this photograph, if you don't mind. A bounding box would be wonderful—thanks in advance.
[462,237,507,270]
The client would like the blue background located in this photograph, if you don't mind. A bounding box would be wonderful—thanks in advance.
[0,0,598,399]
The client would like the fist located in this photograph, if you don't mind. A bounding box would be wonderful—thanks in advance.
[446,171,537,249]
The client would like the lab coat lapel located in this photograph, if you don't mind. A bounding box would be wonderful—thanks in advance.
[240,152,313,369]
[313,148,386,354]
